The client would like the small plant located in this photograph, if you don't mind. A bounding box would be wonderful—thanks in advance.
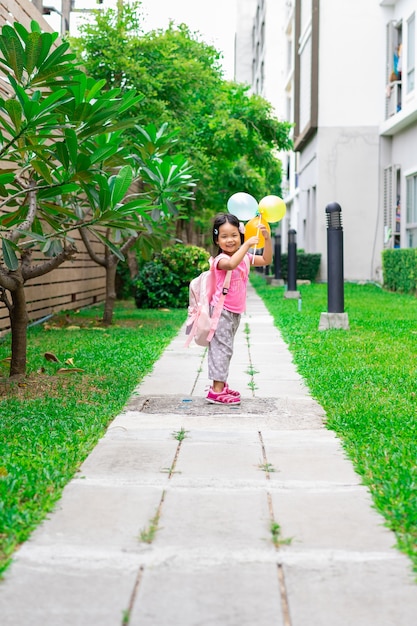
[270,521,292,547]
[259,462,276,473]
[139,509,161,544]
[172,427,189,441]
[122,609,130,625]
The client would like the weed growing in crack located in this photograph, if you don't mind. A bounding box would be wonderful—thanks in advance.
[270,521,292,547]
[172,427,189,441]
[259,462,276,473]
[139,510,161,544]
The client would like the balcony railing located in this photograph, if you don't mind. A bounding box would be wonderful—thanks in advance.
[386,80,402,118]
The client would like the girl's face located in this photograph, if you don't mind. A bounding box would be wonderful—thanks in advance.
[216,221,241,256]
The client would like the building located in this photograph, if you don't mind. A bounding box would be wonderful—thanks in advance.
[236,0,417,282]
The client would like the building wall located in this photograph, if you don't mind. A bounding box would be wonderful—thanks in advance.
[316,126,381,281]
[235,0,417,282]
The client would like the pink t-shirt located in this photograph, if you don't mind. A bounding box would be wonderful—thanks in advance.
[210,253,250,314]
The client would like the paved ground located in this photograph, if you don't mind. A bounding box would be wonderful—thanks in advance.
[1,284,417,625]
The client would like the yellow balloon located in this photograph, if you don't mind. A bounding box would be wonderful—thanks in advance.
[244,215,270,248]
[258,195,286,222]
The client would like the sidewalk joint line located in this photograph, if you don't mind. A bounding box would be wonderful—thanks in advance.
[277,564,293,626]
[122,565,144,626]
[244,322,257,397]
[190,348,207,395]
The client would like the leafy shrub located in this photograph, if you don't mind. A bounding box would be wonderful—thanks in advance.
[382,249,417,294]
[134,245,210,308]
[279,252,321,281]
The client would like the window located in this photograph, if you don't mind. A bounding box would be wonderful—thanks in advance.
[406,173,417,247]
[385,21,402,118]
[407,13,415,93]
[384,165,401,249]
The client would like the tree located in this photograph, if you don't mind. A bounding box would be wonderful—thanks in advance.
[70,2,292,244]
[0,20,191,375]
[78,123,195,325]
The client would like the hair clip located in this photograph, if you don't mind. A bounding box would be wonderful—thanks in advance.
[238,222,245,234]
[213,228,219,235]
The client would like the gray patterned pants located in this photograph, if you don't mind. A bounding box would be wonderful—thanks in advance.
[208,308,241,382]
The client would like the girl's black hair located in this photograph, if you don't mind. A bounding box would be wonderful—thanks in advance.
[212,212,244,253]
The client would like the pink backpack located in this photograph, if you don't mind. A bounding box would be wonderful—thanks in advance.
[184,256,231,347]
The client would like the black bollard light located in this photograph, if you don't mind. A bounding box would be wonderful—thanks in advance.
[274,231,282,280]
[326,202,344,313]
[287,229,297,292]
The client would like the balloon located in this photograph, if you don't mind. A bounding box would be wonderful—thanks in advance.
[227,192,258,221]
[258,195,286,222]
[244,215,271,248]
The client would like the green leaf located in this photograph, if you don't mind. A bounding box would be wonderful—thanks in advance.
[25,31,42,75]
[86,78,107,102]
[87,228,125,261]
[65,129,78,167]
[30,21,42,34]
[31,159,53,184]
[1,28,25,80]
[3,98,22,132]
[0,172,14,184]
[13,22,29,44]
[89,144,119,165]
[55,142,69,169]
[2,237,19,270]
[110,166,133,207]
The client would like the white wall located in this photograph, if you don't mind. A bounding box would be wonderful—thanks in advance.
[318,0,386,127]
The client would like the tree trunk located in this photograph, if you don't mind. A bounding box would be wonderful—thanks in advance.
[9,282,29,377]
[102,258,118,326]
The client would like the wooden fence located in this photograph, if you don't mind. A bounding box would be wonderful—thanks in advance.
[0,0,107,335]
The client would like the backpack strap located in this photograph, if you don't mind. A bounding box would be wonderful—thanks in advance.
[206,270,232,342]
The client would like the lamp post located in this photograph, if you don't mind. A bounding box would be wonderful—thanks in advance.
[274,231,282,280]
[284,229,300,299]
[318,202,350,330]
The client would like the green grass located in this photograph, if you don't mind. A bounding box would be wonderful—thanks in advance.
[251,273,417,569]
[0,302,186,575]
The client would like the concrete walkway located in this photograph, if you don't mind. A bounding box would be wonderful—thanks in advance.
[1,284,417,625]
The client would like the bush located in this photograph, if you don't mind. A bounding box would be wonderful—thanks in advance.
[134,245,210,308]
[382,248,417,294]
[279,252,321,281]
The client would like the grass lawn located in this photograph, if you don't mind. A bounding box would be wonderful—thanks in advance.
[0,302,186,575]
[251,273,417,571]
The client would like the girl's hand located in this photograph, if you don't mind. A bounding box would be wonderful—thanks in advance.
[259,224,270,240]
[245,235,259,247]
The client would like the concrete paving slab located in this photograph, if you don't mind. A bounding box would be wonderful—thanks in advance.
[282,559,417,626]
[0,560,139,626]
[156,490,272,553]
[130,563,285,626]
[78,439,178,479]
[21,482,163,551]
[271,489,398,553]
[262,430,362,484]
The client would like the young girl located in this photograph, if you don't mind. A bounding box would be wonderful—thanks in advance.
[206,212,272,405]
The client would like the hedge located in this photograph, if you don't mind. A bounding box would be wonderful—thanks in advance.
[382,248,417,294]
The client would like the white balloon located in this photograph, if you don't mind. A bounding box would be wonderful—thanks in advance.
[227,192,258,221]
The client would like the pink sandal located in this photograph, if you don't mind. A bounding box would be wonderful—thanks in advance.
[206,387,241,405]
[224,384,240,398]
